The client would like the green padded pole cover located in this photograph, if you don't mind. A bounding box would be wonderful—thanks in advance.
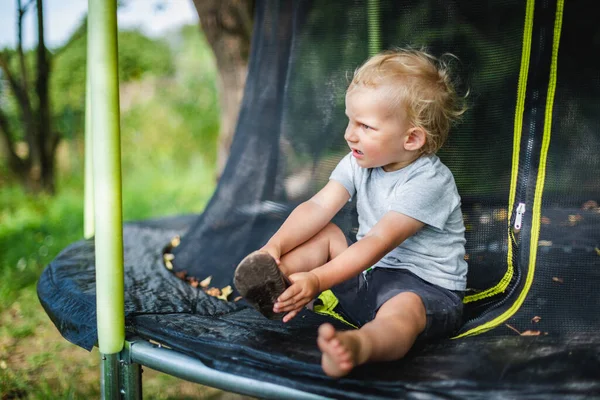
[88,0,124,355]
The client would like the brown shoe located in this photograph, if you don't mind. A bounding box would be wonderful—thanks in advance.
[234,251,290,320]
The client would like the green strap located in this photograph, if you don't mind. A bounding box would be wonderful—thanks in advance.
[313,290,358,329]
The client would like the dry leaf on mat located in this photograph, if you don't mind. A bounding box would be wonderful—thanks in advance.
[531,316,541,323]
[200,276,212,288]
[205,287,221,297]
[217,285,233,301]
[521,330,542,336]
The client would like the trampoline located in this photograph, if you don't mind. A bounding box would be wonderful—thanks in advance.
[38,0,600,398]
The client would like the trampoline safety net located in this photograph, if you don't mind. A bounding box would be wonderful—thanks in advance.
[38,0,600,398]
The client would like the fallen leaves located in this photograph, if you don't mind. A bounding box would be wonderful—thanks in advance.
[162,236,235,302]
[552,277,564,283]
[217,286,233,301]
[200,276,212,288]
[568,214,583,226]
[531,316,541,323]
[505,323,547,336]
[582,200,599,211]
[171,269,234,301]
[521,330,543,336]
[493,209,508,221]
[163,253,174,270]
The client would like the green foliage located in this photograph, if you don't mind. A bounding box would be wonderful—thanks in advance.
[51,25,175,140]
[1,21,220,306]
[117,30,175,81]
[120,24,220,168]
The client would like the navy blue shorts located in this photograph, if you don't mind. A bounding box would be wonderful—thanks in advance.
[330,267,464,342]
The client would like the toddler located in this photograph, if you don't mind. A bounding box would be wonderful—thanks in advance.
[234,48,468,378]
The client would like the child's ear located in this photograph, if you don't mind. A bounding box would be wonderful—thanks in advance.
[404,127,426,151]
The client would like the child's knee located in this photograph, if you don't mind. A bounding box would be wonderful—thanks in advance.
[377,292,427,332]
[320,223,348,255]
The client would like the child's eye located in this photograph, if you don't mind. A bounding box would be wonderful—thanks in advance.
[361,124,372,130]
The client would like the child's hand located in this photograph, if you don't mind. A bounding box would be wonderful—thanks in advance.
[273,272,320,323]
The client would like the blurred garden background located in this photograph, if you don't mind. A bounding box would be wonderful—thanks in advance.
[0,0,250,398]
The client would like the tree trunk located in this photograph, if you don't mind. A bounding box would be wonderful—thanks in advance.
[0,0,57,193]
[191,0,253,179]
[35,0,56,193]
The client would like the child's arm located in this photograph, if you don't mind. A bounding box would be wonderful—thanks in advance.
[275,211,424,322]
[260,180,351,263]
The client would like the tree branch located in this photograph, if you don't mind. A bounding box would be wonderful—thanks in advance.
[0,51,38,166]
[0,55,31,118]
[0,106,27,172]
[17,0,31,97]
[36,0,53,178]
[22,0,36,13]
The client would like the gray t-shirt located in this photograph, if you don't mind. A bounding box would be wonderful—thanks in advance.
[330,152,467,291]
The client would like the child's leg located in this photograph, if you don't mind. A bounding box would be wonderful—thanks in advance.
[317,292,426,378]
[277,222,348,276]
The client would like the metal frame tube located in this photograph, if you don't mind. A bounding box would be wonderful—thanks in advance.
[120,342,143,400]
[101,353,120,399]
[129,340,330,400]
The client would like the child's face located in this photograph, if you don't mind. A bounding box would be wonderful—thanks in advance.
[344,86,420,172]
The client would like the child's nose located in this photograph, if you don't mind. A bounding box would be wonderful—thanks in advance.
[344,126,358,142]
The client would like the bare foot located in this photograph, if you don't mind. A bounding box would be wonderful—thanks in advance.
[317,323,367,378]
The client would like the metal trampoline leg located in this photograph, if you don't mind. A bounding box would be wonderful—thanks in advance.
[120,342,143,400]
[101,353,120,399]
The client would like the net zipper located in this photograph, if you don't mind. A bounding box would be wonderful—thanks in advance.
[460,91,539,330]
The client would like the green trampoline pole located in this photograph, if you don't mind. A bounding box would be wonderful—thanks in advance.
[88,0,125,398]
[367,0,381,56]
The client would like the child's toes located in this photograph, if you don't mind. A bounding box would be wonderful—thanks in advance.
[318,323,336,339]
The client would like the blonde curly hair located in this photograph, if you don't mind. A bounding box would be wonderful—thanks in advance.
[348,48,468,154]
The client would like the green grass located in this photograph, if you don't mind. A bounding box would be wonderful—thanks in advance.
[0,183,83,313]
